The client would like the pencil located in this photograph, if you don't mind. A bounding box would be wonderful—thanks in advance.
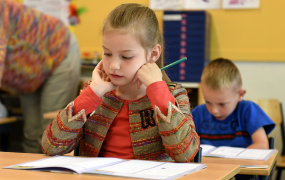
[160,57,187,71]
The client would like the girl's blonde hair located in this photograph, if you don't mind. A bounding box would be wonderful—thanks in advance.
[103,3,170,82]
[201,58,242,91]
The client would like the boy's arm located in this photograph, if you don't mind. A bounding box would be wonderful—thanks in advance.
[247,127,269,149]
[244,101,275,149]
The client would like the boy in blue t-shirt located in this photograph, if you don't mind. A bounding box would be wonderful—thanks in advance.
[192,58,275,149]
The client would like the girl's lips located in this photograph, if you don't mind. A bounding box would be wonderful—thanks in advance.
[110,74,123,78]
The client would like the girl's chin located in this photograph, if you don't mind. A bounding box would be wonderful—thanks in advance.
[110,79,133,86]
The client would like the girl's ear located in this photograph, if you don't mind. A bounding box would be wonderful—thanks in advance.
[238,89,247,102]
[148,44,161,63]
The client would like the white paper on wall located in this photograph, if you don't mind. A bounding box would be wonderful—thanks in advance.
[150,0,185,10]
[185,0,221,9]
[23,0,70,25]
[223,0,260,9]
[150,0,221,10]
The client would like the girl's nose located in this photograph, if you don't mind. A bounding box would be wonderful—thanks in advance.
[110,58,120,70]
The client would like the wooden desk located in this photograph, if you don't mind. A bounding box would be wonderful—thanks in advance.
[202,151,278,176]
[0,117,17,125]
[43,110,59,119]
[0,152,240,180]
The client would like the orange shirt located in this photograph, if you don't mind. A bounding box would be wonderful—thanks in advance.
[99,98,134,158]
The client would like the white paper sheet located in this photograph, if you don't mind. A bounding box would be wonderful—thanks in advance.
[88,159,207,180]
[23,0,70,25]
[208,146,245,157]
[185,0,221,9]
[223,0,260,9]
[150,0,185,10]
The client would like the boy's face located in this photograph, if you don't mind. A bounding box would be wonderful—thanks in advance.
[201,83,246,121]
[102,30,147,86]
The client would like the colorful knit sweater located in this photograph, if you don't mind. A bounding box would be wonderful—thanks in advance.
[0,0,70,94]
[42,82,200,162]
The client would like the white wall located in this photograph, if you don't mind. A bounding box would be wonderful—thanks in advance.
[234,61,285,179]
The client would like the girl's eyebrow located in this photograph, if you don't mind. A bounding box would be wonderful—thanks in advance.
[102,45,135,52]
[102,45,108,50]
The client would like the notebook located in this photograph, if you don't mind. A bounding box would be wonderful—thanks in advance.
[200,144,277,161]
[3,156,207,180]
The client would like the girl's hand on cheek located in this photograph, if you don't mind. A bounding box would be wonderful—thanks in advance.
[131,63,162,89]
[90,60,117,98]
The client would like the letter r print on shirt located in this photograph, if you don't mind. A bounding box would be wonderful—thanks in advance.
[139,109,156,129]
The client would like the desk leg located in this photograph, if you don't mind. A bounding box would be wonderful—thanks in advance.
[276,167,283,180]
[258,175,269,180]
[1,133,9,151]
[258,162,276,180]
[235,174,257,180]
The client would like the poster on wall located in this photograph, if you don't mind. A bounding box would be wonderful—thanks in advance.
[185,0,221,9]
[23,0,70,25]
[223,0,260,9]
[150,0,221,10]
[150,0,185,10]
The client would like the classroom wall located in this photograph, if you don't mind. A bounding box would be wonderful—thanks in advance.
[74,0,150,53]
[74,0,285,61]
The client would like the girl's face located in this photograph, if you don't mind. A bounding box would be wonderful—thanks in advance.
[102,31,147,86]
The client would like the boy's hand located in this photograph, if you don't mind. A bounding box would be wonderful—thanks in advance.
[90,60,117,98]
[131,63,163,89]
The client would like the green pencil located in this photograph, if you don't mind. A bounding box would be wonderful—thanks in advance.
[160,57,187,71]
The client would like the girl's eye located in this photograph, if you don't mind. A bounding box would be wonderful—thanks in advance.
[219,103,226,106]
[122,56,133,60]
[104,53,111,56]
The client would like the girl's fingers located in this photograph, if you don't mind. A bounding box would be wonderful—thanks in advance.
[131,74,138,84]
[137,79,142,89]
[97,60,103,68]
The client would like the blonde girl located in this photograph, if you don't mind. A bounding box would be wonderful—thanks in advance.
[42,3,199,162]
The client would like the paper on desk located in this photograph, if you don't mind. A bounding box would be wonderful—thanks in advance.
[203,146,277,160]
[86,160,207,180]
[209,146,245,157]
[240,165,269,169]
[4,156,207,180]
[237,149,275,160]
[5,156,125,174]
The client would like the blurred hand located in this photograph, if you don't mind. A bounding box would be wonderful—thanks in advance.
[131,63,163,89]
[90,60,117,98]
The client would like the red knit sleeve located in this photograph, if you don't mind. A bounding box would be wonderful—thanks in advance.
[73,85,103,116]
[146,81,175,115]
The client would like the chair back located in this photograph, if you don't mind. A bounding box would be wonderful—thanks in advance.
[249,99,282,125]
[194,147,202,163]
[268,137,274,149]
[74,140,84,156]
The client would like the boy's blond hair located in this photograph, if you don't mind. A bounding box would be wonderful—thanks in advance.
[201,58,242,91]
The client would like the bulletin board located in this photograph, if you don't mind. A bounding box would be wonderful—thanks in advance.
[73,0,284,62]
